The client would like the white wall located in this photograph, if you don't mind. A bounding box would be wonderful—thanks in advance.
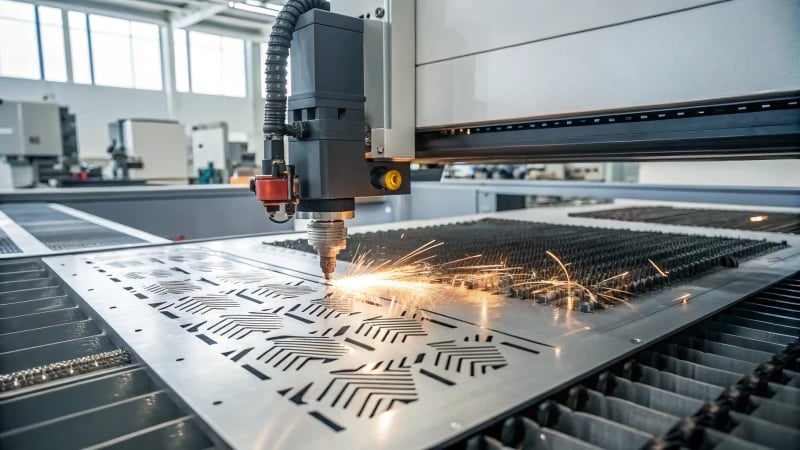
[0,77,258,159]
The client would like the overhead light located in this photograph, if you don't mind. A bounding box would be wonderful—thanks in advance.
[228,2,279,16]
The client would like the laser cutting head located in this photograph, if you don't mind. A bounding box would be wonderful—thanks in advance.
[298,210,354,280]
[252,7,410,280]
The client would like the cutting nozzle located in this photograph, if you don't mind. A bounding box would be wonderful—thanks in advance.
[306,219,347,281]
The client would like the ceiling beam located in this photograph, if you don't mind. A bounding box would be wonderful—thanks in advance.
[170,1,228,29]
[17,0,169,23]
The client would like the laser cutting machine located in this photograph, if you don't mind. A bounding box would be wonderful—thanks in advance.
[1,1,799,449]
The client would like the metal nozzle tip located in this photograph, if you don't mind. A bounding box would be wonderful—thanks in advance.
[323,272,332,280]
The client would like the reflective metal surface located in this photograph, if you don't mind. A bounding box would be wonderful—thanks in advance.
[0,203,167,259]
[40,208,800,449]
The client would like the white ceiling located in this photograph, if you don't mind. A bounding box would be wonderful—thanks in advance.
[33,0,287,40]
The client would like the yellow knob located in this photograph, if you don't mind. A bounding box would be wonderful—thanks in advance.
[382,169,403,191]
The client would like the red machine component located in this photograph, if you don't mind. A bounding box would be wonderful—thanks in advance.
[250,162,300,222]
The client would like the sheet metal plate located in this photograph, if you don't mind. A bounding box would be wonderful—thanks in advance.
[0,203,167,259]
[43,210,800,450]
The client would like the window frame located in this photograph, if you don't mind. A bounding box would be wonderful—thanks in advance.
[0,1,65,82]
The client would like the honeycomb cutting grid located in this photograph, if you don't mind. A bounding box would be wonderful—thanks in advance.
[272,218,785,303]
[570,206,800,234]
[0,231,21,254]
[0,204,143,250]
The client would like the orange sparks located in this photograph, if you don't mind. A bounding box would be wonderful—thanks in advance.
[647,258,669,278]
[331,242,662,317]
[677,293,692,304]
[749,215,768,222]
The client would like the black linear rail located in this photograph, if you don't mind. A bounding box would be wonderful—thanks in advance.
[415,94,800,163]
[271,218,785,306]
[571,206,800,235]
[454,272,800,450]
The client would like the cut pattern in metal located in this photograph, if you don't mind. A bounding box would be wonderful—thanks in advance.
[429,337,507,377]
[570,205,800,234]
[52,243,547,442]
[460,272,800,450]
[259,335,348,370]
[0,230,21,255]
[40,217,799,450]
[0,203,144,250]
[208,312,284,339]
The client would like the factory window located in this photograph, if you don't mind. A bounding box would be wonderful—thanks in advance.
[186,31,246,97]
[88,15,162,90]
[0,1,67,81]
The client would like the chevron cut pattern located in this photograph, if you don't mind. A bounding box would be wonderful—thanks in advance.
[258,336,348,371]
[124,269,174,280]
[167,250,211,262]
[295,302,351,320]
[311,295,354,313]
[175,294,239,315]
[250,282,316,299]
[144,280,202,295]
[428,340,507,376]
[216,271,273,285]
[188,259,236,273]
[206,311,283,339]
[355,316,427,343]
[318,359,418,418]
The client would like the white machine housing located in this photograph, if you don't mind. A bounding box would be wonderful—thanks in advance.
[190,122,229,178]
[121,119,189,181]
[0,100,62,157]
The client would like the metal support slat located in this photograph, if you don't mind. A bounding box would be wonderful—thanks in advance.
[687,329,787,355]
[749,397,800,429]
[0,391,183,450]
[0,270,48,283]
[728,412,800,449]
[0,286,65,304]
[604,375,704,418]
[734,302,800,319]
[672,335,774,363]
[0,278,56,294]
[0,367,153,431]
[1,334,116,373]
[652,342,757,374]
[637,366,724,400]
[553,405,653,449]
[703,428,772,450]
[0,296,74,319]
[0,307,86,334]
[84,417,213,450]
[726,308,800,330]
[705,318,797,345]
[716,313,799,337]
[582,390,678,436]
[637,351,742,387]
[0,320,100,353]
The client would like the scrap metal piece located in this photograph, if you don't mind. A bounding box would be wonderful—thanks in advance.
[0,349,131,392]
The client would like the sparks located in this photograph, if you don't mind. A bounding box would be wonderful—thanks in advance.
[331,241,659,317]
[749,215,768,222]
[647,258,669,278]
